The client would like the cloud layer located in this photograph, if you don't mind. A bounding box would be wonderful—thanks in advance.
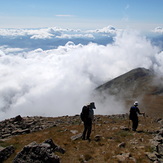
[153,27,163,34]
[0,27,163,120]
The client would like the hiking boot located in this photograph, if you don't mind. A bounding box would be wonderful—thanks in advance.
[82,137,86,140]
[87,138,91,142]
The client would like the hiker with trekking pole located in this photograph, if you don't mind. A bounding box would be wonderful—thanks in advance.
[80,102,96,141]
[129,101,145,131]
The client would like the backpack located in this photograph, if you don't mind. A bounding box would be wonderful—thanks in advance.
[80,105,89,121]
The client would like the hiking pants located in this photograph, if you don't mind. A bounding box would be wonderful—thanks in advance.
[82,119,92,139]
[131,118,138,131]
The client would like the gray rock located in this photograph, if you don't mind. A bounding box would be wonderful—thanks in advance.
[70,130,78,134]
[115,153,131,162]
[158,128,163,137]
[157,144,163,155]
[13,139,64,163]
[1,134,12,139]
[44,139,65,154]
[71,133,82,141]
[145,152,159,162]
[13,115,23,122]
[0,145,15,163]
[120,126,130,131]
[94,135,102,142]
[157,119,163,125]
[118,142,126,148]
[0,116,60,139]
[12,129,30,135]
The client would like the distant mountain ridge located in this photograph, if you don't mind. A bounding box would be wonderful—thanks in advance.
[96,68,154,95]
[95,67,163,117]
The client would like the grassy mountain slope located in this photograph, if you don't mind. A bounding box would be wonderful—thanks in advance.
[1,115,162,163]
[95,67,163,118]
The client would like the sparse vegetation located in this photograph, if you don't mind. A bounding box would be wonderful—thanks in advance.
[0,114,161,162]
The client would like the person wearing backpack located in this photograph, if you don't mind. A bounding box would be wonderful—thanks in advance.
[80,102,96,141]
[129,101,145,131]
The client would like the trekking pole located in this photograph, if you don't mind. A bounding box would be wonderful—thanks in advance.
[143,113,146,122]
[79,120,82,125]
[128,119,131,130]
[94,120,96,134]
[128,113,131,130]
[142,112,147,132]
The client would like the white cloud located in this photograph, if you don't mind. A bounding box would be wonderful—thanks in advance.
[87,25,117,35]
[153,27,163,34]
[0,46,24,54]
[0,28,63,38]
[56,33,94,39]
[0,28,26,36]
[30,33,53,39]
[0,29,162,120]
[0,27,96,40]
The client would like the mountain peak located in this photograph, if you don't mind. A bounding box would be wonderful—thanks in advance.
[95,67,163,117]
[96,67,154,94]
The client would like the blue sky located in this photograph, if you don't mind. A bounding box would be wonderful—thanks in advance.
[0,0,163,30]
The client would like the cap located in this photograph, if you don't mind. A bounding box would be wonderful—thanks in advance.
[90,102,96,109]
[134,101,138,106]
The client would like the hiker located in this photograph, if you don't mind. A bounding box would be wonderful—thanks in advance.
[129,101,145,131]
[80,102,96,141]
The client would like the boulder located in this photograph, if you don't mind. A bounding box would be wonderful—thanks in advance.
[44,139,65,154]
[13,115,23,122]
[13,139,65,163]
[0,145,15,163]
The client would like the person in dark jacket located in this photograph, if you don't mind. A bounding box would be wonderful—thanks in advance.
[81,102,96,141]
[129,101,145,131]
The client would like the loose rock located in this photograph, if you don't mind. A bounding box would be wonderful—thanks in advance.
[0,145,15,163]
[13,139,65,163]
[118,142,126,148]
[71,133,82,141]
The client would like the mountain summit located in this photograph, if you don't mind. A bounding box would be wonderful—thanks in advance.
[96,67,163,117]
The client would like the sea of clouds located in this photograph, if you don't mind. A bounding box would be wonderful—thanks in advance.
[0,26,163,120]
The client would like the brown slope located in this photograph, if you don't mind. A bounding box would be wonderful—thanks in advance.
[2,115,162,163]
[96,67,163,118]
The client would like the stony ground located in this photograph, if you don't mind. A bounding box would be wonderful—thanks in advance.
[0,114,162,163]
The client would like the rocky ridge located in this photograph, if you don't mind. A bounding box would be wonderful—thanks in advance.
[0,115,57,139]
